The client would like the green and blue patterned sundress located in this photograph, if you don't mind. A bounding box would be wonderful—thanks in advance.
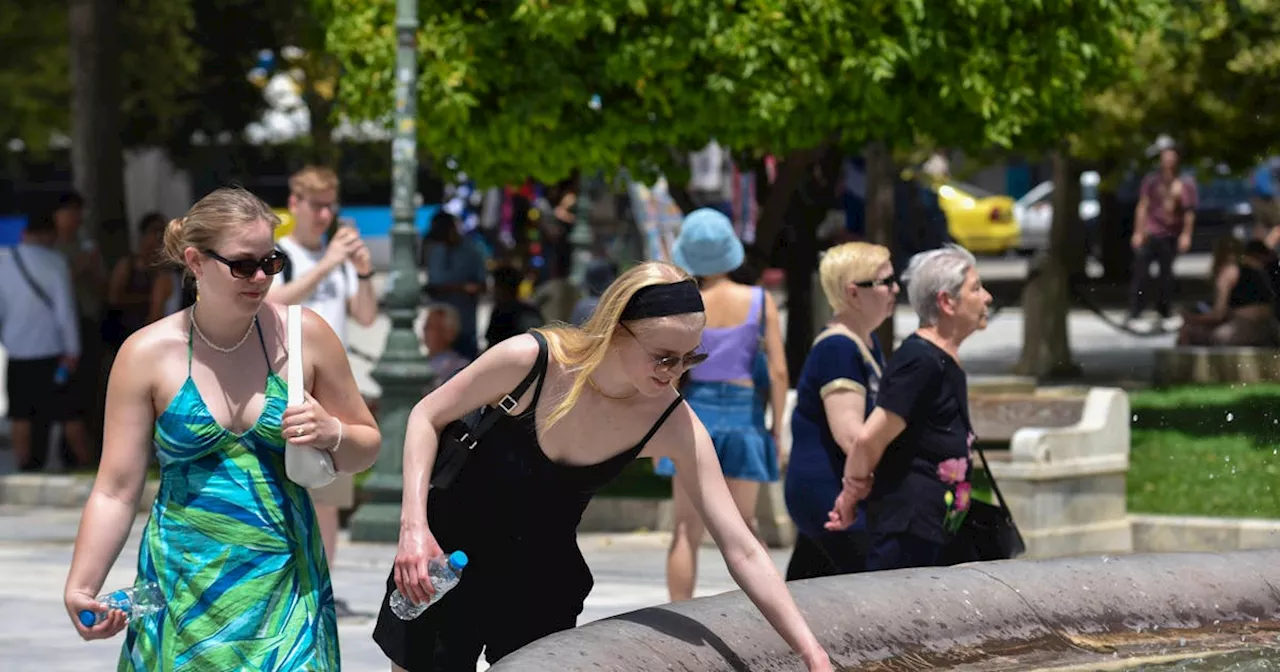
[119,317,338,670]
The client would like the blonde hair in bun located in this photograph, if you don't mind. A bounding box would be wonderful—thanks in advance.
[161,187,281,277]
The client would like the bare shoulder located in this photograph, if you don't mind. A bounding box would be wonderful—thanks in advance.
[642,391,702,457]
[113,311,189,384]
[476,332,542,372]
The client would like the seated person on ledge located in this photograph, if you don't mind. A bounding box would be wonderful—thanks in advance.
[1179,238,1280,347]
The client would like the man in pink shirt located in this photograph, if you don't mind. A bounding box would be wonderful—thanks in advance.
[1129,141,1198,329]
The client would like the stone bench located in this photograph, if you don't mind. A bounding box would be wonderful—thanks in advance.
[1154,346,1280,385]
[987,387,1133,559]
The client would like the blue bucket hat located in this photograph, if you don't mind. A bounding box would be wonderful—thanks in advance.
[672,208,744,277]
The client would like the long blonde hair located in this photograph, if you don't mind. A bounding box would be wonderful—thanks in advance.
[534,261,699,429]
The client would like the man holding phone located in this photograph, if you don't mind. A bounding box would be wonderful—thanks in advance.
[269,166,378,618]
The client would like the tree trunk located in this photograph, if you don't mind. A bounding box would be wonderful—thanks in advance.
[783,201,817,387]
[305,90,339,169]
[1015,150,1081,379]
[70,0,128,263]
[752,146,828,255]
[865,140,897,356]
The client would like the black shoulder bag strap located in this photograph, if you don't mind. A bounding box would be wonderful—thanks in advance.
[455,330,550,449]
[945,362,1015,516]
[12,248,56,312]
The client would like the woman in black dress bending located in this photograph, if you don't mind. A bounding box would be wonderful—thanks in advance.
[374,261,832,671]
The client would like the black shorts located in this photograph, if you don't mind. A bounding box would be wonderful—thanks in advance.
[372,568,582,671]
[5,357,63,421]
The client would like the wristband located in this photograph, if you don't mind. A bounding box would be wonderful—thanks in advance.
[357,271,374,280]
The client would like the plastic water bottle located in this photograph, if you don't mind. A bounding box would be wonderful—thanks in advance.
[53,363,70,386]
[388,551,469,620]
[77,582,165,627]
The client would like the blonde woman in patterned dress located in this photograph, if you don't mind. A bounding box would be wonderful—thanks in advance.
[64,187,381,670]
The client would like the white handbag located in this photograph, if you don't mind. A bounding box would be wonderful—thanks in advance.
[284,304,338,489]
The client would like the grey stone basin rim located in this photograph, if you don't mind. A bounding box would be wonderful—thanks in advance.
[490,550,1280,671]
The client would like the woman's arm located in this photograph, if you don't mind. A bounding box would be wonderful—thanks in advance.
[64,334,159,639]
[393,334,541,604]
[825,407,908,531]
[660,409,831,670]
[762,291,789,446]
[282,308,381,473]
[823,390,867,455]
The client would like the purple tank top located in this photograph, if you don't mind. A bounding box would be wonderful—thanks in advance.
[689,286,764,383]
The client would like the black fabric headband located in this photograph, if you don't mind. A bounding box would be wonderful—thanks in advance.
[620,280,704,321]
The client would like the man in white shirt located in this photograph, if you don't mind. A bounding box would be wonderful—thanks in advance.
[0,214,86,472]
[268,166,377,617]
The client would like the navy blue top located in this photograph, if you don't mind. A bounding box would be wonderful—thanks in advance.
[866,334,974,545]
[789,328,884,482]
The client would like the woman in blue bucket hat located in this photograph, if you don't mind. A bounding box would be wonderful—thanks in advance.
[660,207,789,601]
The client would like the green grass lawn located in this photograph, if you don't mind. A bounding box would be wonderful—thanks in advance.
[1128,383,1280,519]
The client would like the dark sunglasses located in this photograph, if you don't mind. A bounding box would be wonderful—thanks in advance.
[204,249,288,279]
[620,323,709,374]
[854,273,898,288]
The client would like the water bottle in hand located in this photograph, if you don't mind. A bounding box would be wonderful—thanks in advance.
[389,551,469,620]
[78,582,165,627]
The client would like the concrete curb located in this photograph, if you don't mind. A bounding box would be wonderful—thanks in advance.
[0,473,157,512]
[491,549,1280,671]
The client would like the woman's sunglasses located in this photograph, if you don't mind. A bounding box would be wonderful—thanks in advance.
[620,323,709,374]
[204,249,288,279]
[854,273,898,288]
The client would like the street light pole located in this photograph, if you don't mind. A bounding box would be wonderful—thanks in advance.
[350,0,433,543]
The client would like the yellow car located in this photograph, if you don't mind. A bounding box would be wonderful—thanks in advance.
[933,181,1019,255]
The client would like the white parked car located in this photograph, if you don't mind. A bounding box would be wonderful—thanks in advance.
[1014,170,1101,254]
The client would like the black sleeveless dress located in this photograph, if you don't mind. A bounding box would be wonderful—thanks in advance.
[373,332,685,670]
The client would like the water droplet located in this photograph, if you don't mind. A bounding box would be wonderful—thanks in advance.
[1179,637,1187,647]
[1227,412,1235,422]
[1133,414,1139,422]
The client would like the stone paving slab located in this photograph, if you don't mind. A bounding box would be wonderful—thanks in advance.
[0,506,788,671]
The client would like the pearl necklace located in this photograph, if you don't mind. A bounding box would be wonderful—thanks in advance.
[190,306,257,354]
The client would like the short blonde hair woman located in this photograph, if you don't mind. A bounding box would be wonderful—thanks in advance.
[784,242,897,580]
[375,261,832,671]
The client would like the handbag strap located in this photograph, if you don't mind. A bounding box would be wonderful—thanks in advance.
[944,361,1015,515]
[462,331,549,445]
[12,248,56,313]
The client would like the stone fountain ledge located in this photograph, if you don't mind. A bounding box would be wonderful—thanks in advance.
[492,549,1280,672]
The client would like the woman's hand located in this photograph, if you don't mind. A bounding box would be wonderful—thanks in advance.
[394,521,445,605]
[65,590,128,641]
[803,647,834,671]
[825,476,871,531]
[282,391,341,451]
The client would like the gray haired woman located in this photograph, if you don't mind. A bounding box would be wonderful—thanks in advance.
[825,244,992,571]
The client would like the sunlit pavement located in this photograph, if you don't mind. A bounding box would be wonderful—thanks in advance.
[0,505,789,671]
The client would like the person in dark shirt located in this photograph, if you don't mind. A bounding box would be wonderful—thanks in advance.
[784,242,897,580]
[1179,238,1280,346]
[825,244,992,571]
[570,257,618,326]
[485,265,544,348]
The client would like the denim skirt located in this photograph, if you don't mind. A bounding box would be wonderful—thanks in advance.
[655,381,778,482]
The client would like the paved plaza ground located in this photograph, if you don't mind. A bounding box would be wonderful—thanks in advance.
[0,505,783,671]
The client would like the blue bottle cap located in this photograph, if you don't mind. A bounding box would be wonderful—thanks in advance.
[448,551,469,571]
[78,610,98,628]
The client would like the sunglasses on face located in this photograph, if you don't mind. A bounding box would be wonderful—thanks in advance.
[620,323,709,375]
[204,249,288,279]
[854,273,898,289]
